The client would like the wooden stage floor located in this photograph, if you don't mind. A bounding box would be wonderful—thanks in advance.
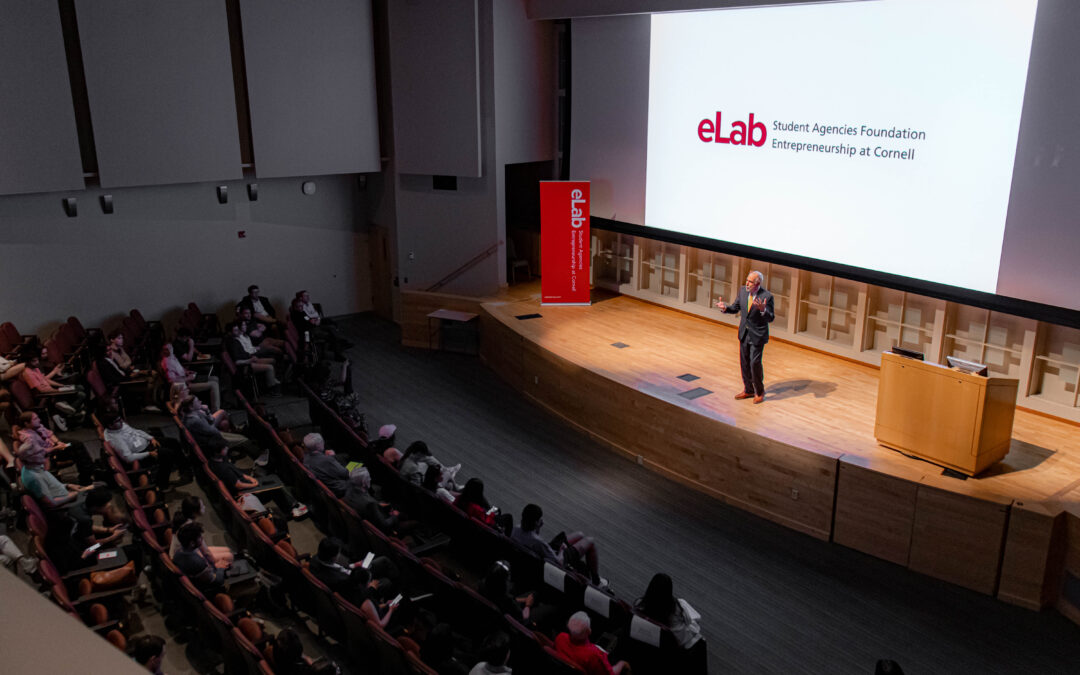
[481,287,1080,512]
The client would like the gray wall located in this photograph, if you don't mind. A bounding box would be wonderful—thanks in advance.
[0,176,372,337]
[240,0,381,179]
[75,0,243,188]
[0,1,84,196]
[388,0,483,177]
[389,0,555,295]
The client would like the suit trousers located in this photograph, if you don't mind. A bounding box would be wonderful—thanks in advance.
[739,339,766,396]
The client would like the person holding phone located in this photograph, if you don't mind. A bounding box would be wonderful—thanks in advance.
[511,504,605,587]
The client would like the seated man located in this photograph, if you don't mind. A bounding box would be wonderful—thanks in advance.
[19,354,86,428]
[237,307,285,355]
[102,413,187,490]
[555,612,631,675]
[172,522,225,593]
[58,486,141,573]
[161,342,220,412]
[205,441,307,520]
[511,504,605,586]
[129,634,167,675]
[289,296,346,360]
[180,396,264,464]
[18,441,92,509]
[225,321,280,395]
[308,536,396,604]
[343,467,400,535]
[236,284,278,327]
[172,326,205,363]
[16,411,95,485]
[302,432,350,497]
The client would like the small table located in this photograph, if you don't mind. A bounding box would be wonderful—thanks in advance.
[427,309,480,354]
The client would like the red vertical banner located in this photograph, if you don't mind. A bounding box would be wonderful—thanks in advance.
[540,181,591,305]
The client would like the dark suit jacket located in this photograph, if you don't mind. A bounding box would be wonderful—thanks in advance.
[236,296,276,320]
[722,287,775,346]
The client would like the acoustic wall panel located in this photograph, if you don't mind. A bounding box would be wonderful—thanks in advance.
[0,2,84,195]
[239,0,380,178]
[75,0,242,188]
[388,0,482,177]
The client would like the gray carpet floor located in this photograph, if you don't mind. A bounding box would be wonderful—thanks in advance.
[332,312,1080,675]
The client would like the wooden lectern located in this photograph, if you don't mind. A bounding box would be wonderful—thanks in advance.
[875,352,1018,476]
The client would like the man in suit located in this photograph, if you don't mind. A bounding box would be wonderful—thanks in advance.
[716,270,775,403]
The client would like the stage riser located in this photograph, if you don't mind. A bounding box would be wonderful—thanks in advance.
[998,502,1066,610]
[475,303,1080,607]
[484,312,840,540]
[400,291,1078,620]
[833,463,919,567]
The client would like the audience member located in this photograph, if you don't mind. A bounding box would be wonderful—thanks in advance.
[469,630,513,675]
[634,573,703,649]
[237,284,278,326]
[289,296,346,360]
[454,478,498,526]
[555,612,631,675]
[95,336,157,412]
[172,522,224,593]
[205,439,308,520]
[370,423,401,463]
[161,342,220,411]
[19,353,87,423]
[511,504,605,586]
[18,441,92,509]
[273,628,312,675]
[343,467,401,534]
[16,411,95,485]
[180,396,263,464]
[171,326,203,363]
[875,660,906,675]
[129,634,166,675]
[103,413,186,490]
[59,486,142,573]
[345,565,398,629]
[237,307,285,354]
[301,432,350,497]
[0,353,27,383]
[422,463,458,503]
[0,533,39,576]
[168,496,235,566]
[399,441,460,489]
[479,560,552,630]
[225,321,281,395]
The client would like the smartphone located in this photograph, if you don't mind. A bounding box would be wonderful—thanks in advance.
[351,552,375,570]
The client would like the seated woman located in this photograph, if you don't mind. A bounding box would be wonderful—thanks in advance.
[346,566,398,629]
[479,560,554,631]
[161,343,220,412]
[453,478,498,527]
[422,464,458,504]
[169,496,234,567]
[634,572,706,667]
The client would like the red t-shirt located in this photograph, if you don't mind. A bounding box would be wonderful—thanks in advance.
[554,633,613,675]
[454,497,496,526]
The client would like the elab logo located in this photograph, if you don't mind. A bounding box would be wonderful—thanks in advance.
[697,112,767,146]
